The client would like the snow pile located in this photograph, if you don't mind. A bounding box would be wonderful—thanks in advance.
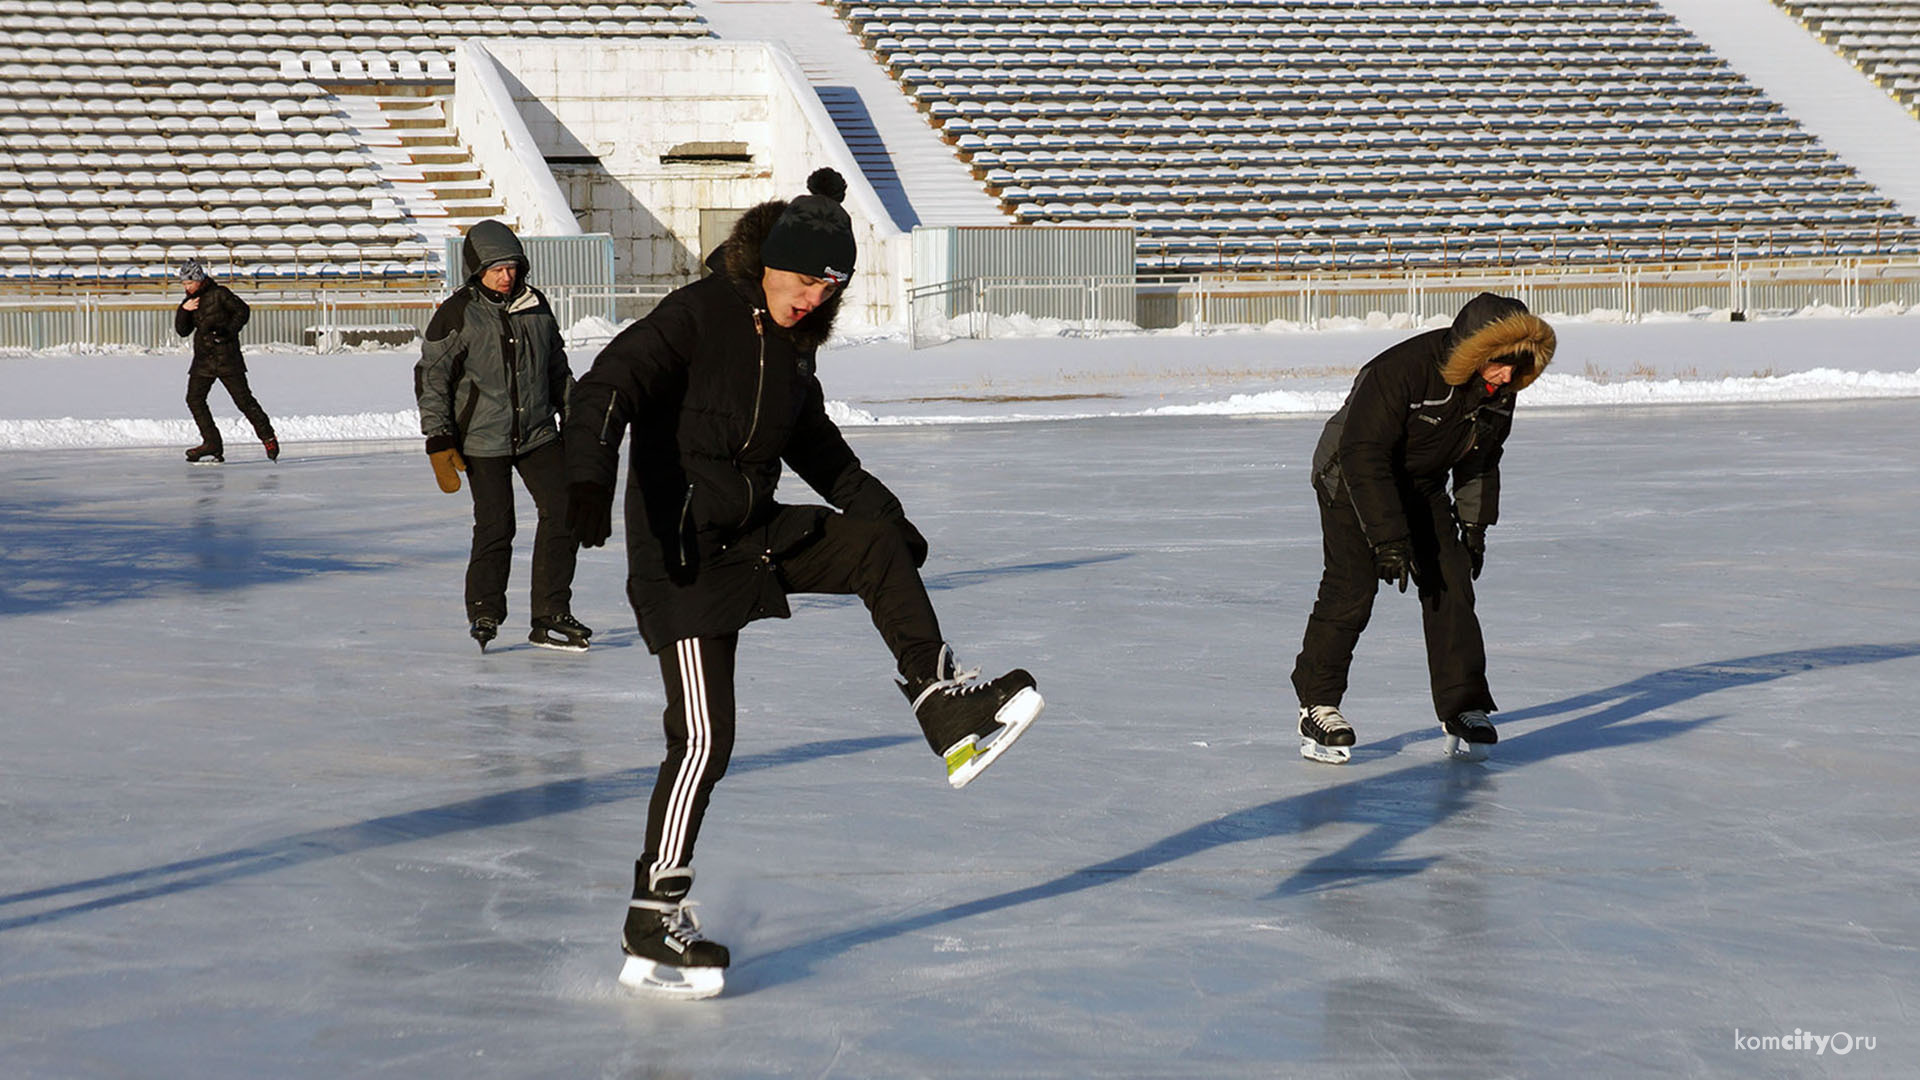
[0,411,424,451]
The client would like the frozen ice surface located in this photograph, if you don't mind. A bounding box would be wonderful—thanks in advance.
[2,393,1916,1077]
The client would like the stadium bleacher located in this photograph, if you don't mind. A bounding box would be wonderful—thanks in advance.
[0,0,707,285]
[834,0,1920,271]
[1779,1,1920,119]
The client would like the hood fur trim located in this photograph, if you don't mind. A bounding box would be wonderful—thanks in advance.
[712,199,844,352]
[1441,312,1556,390]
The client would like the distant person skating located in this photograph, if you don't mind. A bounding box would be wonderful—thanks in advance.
[1291,292,1554,764]
[176,259,276,463]
[564,168,1044,999]
[415,219,591,653]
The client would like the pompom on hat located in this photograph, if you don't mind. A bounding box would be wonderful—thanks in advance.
[759,168,857,284]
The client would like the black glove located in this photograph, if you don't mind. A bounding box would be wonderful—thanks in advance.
[567,482,613,548]
[896,517,929,569]
[1373,538,1415,593]
[1459,523,1487,581]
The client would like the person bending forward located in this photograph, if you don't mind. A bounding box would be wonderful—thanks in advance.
[1291,292,1555,765]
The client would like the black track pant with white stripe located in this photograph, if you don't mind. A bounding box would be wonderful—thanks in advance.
[639,513,946,884]
[642,634,741,883]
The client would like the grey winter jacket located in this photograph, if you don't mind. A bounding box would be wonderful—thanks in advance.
[414,220,572,458]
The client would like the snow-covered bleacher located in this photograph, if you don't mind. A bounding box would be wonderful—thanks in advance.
[836,0,1920,271]
[1780,1,1920,118]
[0,0,707,285]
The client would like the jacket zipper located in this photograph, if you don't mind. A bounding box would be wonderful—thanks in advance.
[506,318,522,449]
[678,485,695,568]
[595,395,618,443]
[736,308,769,528]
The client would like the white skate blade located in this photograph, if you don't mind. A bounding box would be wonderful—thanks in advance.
[947,687,1043,789]
[1444,734,1490,762]
[527,637,589,653]
[618,955,724,1000]
[1299,737,1352,765]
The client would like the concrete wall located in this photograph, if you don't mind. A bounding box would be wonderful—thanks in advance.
[473,38,905,326]
[451,41,582,237]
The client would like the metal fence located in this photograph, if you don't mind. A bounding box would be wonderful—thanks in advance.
[908,255,1920,346]
[0,285,671,352]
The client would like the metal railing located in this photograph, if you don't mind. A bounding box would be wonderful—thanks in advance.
[907,255,1920,347]
[0,285,673,352]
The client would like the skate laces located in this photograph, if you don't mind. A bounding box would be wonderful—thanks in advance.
[631,897,709,946]
[907,646,986,712]
[1300,705,1349,734]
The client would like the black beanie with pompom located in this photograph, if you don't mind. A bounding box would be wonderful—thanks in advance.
[759,167,857,283]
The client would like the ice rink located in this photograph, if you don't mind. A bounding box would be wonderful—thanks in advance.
[2,394,1915,1077]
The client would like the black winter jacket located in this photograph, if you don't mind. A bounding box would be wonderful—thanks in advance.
[1312,292,1556,547]
[567,200,917,652]
[174,280,251,377]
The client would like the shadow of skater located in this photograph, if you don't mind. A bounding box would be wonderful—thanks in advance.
[0,734,916,933]
[733,642,1920,993]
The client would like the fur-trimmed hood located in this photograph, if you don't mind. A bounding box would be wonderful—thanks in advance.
[706,199,845,353]
[1439,292,1556,390]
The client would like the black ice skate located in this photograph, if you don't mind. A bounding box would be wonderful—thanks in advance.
[900,644,1043,789]
[185,443,224,464]
[469,616,499,652]
[619,867,728,1000]
[263,437,279,462]
[1442,709,1498,762]
[528,613,592,652]
[1298,704,1356,765]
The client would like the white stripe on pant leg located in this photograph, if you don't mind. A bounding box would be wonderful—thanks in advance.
[655,638,714,875]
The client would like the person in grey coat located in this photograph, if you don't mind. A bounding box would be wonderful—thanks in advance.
[414,220,591,652]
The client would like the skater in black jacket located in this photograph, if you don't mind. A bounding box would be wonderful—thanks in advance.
[565,168,1043,998]
[1291,292,1554,765]
[175,259,277,463]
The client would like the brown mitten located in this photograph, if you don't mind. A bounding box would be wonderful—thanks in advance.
[426,435,466,493]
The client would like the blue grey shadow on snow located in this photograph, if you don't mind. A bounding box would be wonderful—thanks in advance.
[0,734,915,932]
[0,479,393,616]
[733,642,1920,994]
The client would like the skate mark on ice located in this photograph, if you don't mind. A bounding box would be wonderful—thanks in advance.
[735,642,1920,991]
[0,734,916,932]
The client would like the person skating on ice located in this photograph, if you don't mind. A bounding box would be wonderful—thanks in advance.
[175,259,277,463]
[1291,292,1554,764]
[415,219,592,653]
[564,168,1044,999]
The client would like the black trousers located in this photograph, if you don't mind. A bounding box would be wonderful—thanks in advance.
[463,439,577,623]
[639,513,944,884]
[1290,488,1495,723]
[185,372,275,449]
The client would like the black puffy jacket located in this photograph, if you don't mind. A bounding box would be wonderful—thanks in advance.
[1312,292,1556,546]
[174,279,251,377]
[567,200,915,651]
